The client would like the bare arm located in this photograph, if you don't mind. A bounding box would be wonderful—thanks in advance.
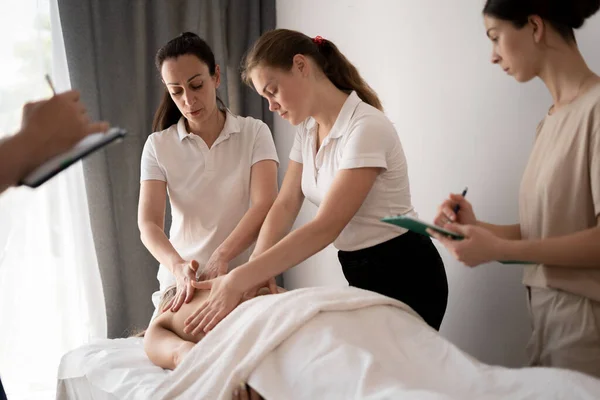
[211,160,278,265]
[232,167,381,291]
[251,161,305,258]
[138,180,186,271]
[0,133,41,193]
[139,180,201,311]
[498,217,600,267]
[144,313,195,370]
[431,217,600,268]
[476,222,522,240]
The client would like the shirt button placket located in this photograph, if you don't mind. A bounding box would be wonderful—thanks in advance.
[194,137,213,173]
[205,151,214,172]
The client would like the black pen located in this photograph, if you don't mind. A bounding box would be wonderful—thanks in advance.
[453,187,468,215]
[45,74,56,95]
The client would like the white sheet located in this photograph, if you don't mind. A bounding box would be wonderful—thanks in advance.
[57,287,600,400]
[57,337,167,399]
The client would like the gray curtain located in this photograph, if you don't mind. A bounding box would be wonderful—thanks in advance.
[58,0,275,338]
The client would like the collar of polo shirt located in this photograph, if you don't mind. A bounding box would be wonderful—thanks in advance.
[306,91,362,142]
[176,109,241,142]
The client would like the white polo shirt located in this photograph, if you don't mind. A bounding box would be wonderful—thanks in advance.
[141,111,279,291]
[290,91,415,252]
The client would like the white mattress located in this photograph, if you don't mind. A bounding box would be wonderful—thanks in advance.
[56,287,600,399]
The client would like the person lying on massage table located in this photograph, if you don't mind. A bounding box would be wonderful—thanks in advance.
[143,279,285,399]
[144,283,285,369]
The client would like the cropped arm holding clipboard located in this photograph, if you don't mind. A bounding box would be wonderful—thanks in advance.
[381,214,533,265]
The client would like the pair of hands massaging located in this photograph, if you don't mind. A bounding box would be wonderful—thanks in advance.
[163,192,505,334]
[162,257,278,335]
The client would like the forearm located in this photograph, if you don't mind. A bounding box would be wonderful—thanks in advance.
[0,132,43,193]
[139,223,184,273]
[252,201,300,259]
[477,221,521,240]
[215,202,273,262]
[233,218,337,291]
[498,226,600,267]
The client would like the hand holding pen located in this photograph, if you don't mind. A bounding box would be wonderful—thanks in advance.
[18,75,109,166]
[433,187,477,227]
[453,187,468,214]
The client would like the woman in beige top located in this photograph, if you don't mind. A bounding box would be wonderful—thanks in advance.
[430,0,600,378]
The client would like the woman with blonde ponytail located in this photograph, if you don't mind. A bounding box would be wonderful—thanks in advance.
[185,29,448,336]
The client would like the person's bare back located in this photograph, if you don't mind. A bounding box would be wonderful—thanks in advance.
[144,286,284,370]
[157,288,211,343]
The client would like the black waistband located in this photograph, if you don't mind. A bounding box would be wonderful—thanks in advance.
[338,230,432,257]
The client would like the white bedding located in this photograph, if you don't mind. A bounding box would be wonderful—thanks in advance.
[57,287,600,399]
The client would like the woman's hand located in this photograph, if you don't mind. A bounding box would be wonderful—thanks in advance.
[164,260,199,312]
[428,223,505,267]
[241,277,278,302]
[20,91,109,162]
[201,251,229,280]
[183,274,245,335]
[434,193,477,227]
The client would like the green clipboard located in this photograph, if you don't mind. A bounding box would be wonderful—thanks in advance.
[381,215,534,265]
[381,215,464,240]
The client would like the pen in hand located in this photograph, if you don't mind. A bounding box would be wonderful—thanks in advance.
[45,74,56,95]
[453,187,468,215]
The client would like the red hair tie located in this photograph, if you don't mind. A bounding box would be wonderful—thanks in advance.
[313,35,325,46]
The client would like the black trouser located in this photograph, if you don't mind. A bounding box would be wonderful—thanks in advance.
[338,231,448,330]
[0,376,6,400]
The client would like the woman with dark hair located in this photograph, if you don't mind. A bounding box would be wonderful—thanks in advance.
[185,29,449,334]
[430,0,600,377]
[138,32,279,318]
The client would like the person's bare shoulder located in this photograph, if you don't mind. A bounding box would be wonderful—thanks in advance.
[148,306,176,332]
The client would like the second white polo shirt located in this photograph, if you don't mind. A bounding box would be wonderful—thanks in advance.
[290,91,415,252]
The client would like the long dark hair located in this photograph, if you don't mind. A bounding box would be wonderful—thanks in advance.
[152,32,224,132]
[483,0,600,42]
[242,29,383,111]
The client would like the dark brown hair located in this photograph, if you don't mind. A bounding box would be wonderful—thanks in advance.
[242,29,383,111]
[152,32,224,132]
[483,0,600,42]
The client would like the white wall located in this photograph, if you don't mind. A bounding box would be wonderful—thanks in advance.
[274,0,600,367]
